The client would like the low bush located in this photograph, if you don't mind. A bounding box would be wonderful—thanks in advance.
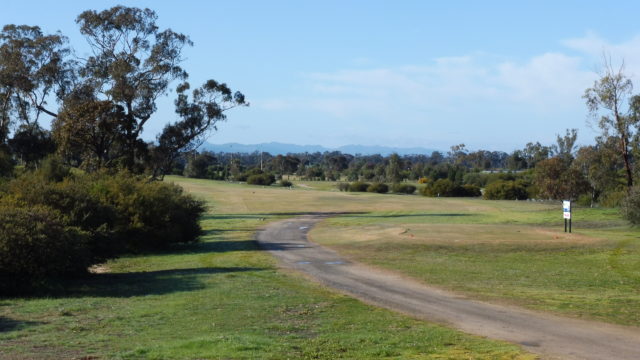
[0,149,14,178]
[392,183,416,194]
[236,167,264,182]
[348,181,370,192]
[0,170,207,293]
[0,203,90,294]
[367,183,389,194]
[337,182,350,192]
[483,180,528,200]
[280,179,293,187]
[460,184,482,197]
[247,173,276,186]
[622,187,640,224]
[420,179,481,197]
[420,179,455,197]
[601,190,626,208]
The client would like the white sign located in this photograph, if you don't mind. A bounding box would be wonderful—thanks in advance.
[563,200,571,219]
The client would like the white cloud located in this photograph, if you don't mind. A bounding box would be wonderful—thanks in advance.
[302,51,594,118]
[563,32,640,79]
[249,32,640,149]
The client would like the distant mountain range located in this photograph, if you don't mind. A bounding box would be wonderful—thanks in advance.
[201,142,438,156]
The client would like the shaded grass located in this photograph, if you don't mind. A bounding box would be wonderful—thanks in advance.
[0,177,531,359]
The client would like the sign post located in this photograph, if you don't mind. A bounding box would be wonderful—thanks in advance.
[563,200,571,233]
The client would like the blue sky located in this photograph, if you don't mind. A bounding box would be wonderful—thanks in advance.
[4,1,640,151]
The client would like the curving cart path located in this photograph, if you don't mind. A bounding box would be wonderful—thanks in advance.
[256,215,640,360]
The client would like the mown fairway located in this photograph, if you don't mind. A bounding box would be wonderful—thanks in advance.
[0,177,532,359]
[179,177,640,326]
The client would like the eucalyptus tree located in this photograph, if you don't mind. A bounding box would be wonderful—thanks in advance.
[584,60,636,188]
[51,6,246,173]
[0,24,72,143]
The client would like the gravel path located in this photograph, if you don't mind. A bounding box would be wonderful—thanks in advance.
[256,215,640,360]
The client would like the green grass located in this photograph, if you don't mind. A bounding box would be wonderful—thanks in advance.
[0,177,532,359]
[311,206,640,326]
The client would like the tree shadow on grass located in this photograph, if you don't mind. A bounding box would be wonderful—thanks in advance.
[173,240,260,254]
[339,213,472,218]
[200,211,367,221]
[0,316,42,332]
[29,267,265,299]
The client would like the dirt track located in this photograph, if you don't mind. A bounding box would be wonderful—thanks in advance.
[256,215,640,360]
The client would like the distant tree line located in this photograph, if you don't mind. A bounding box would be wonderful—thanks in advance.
[176,126,622,207]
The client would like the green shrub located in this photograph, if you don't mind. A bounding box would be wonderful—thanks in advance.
[576,193,593,207]
[420,179,455,197]
[280,179,293,187]
[348,182,370,192]
[0,149,14,178]
[237,168,264,182]
[0,171,207,293]
[87,172,206,251]
[37,156,70,182]
[483,180,528,200]
[460,184,482,197]
[337,182,350,192]
[392,183,416,194]
[7,171,206,254]
[367,183,389,194]
[622,186,640,224]
[8,175,121,261]
[420,179,481,197]
[0,203,90,293]
[247,173,276,186]
[601,190,625,208]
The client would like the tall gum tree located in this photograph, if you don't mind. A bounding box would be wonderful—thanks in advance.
[584,60,636,188]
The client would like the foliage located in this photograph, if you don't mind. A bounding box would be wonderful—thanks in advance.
[533,157,590,200]
[461,184,482,197]
[0,24,72,143]
[337,182,350,192]
[420,178,481,197]
[386,153,402,183]
[601,190,626,208]
[0,203,90,294]
[392,183,416,194]
[348,181,370,192]
[0,6,246,176]
[583,59,636,188]
[183,152,217,178]
[90,173,206,251]
[237,167,264,182]
[0,148,14,177]
[418,177,429,184]
[367,183,389,194]
[622,185,640,224]
[8,123,55,166]
[36,155,70,182]
[246,173,275,186]
[279,179,293,187]
[0,170,206,293]
[483,180,529,200]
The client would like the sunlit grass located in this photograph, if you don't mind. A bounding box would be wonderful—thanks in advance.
[0,177,532,359]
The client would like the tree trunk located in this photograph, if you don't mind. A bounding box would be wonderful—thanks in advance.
[621,137,633,188]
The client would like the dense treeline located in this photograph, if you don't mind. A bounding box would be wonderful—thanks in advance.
[176,129,619,206]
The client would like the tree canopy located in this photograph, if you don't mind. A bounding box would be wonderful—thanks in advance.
[0,6,247,175]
